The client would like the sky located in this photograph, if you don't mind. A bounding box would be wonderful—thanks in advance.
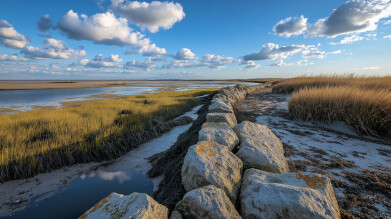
[1,0,391,80]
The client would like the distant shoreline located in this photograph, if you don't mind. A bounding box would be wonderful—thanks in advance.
[0,79,271,91]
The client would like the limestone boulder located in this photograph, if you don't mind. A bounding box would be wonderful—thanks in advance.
[181,141,243,202]
[198,122,239,151]
[80,192,168,219]
[233,121,289,173]
[174,185,241,219]
[209,97,234,114]
[240,169,340,219]
[206,113,237,127]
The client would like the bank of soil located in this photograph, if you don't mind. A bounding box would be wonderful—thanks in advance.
[234,90,391,218]
[147,93,214,211]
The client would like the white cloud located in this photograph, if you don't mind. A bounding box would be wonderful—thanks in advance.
[243,43,305,61]
[240,60,260,70]
[111,0,185,33]
[200,54,235,69]
[270,59,287,67]
[74,54,123,68]
[273,15,307,37]
[37,14,53,33]
[329,35,364,45]
[362,66,380,70]
[383,19,391,24]
[124,57,163,71]
[0,54,28,62]
[384,34,391,38]
[43,38,66,50]
[327,50,342,54]
[0,20,30,49]
[126,44,167,56]
[163,53,235,69]
[308,0,391,37]
[57,10,149,46]
[354,66,380,70]
[302,47,326,59]
[21,39,86,59]
[175,48,196,60]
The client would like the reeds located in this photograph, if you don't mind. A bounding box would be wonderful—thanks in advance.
[272,75,391,93]
[287,85,391,137]
[0,89,216,182]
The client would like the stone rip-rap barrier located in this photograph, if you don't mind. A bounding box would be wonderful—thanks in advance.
[80,84,340,219]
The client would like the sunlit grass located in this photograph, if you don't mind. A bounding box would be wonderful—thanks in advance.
[272,75,391,137]
[272,74,391,93]
[0,89,216,182]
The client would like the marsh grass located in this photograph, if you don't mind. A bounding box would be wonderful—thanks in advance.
[0,89,216,182]
[272,75,391,93]
[287,85,391,137]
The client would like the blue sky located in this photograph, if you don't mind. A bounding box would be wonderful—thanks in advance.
[1,0,391,79]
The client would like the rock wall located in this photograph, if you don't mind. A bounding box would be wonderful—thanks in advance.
[80,84,341,219]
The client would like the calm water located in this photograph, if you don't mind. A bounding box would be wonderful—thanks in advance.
[0,81,259,111]
[5,106,200,219]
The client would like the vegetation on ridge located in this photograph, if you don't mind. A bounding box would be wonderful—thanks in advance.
[0,89,216,182]
[272,75,391,137]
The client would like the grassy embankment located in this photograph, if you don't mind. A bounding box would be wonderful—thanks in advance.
[0,89,216,182]
[272,75,391,137]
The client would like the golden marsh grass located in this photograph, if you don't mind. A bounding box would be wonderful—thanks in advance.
[0,89,216,182]
[277,76,391,137]
[272,75,391,93]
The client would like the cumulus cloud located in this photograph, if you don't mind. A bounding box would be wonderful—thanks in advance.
[0,20,30,49]
[21,39,86,59]
[74,54,123,68]
[302,46,326,58]
[57,10,149,46]
[327,50,342,54]
[240,60,260,70]
[0,54,28,62]
[124,57,164,71]
[270,59,288,67]
[200,54,235,69]
[384,34,391,38]
[43,38,66,50]
[37,14,53,33]
[329,35,364,45]
[175,48,196,60]
[273,15,307,37]
[111,0,185,33]
[126,44,167,56]
[308,0,391,37]
[242,43,305,61]
[163,53,235,69]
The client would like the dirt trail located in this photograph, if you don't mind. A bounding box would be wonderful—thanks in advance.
[234,90,391,218]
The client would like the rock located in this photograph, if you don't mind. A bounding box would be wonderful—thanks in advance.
[174,185,241,219]
[209,97,234,113]
[181,141,243,202]
[169,211,183,219]
[198,122,239,151]
[172,115,194,126]
[233,121,289,173]
[240,169,340,219]
[206,113,237,127]
[80,192,168,219]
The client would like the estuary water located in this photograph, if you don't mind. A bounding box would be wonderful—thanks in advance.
[0,80,258,112]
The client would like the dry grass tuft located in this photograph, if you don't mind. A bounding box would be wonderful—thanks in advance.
[0,89,216,182]
[272,75,391,93]
[288,85,391,137]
